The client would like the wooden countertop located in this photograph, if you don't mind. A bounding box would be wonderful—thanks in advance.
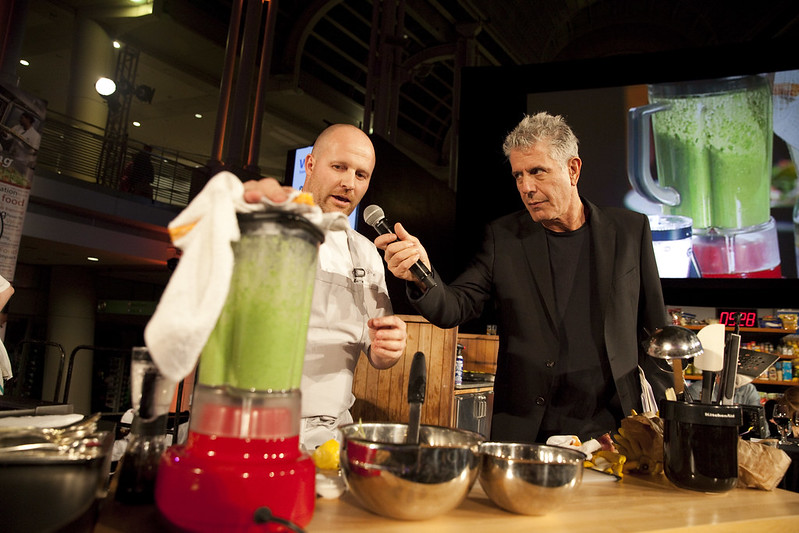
[95,471,799,532]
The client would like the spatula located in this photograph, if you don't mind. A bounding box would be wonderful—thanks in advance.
[406,352,427,444]
[695,323,725,403]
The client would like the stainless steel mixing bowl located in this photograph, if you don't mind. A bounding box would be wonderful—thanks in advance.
[339,422,484,520]
[479,442,585,515]
[0,429,114,532]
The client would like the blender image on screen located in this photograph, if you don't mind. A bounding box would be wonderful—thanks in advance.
[629,75,781,278]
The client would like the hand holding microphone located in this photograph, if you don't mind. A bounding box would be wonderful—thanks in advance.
[364,205,437,289]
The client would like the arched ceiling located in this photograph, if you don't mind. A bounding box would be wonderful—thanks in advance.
[15,0,799,184]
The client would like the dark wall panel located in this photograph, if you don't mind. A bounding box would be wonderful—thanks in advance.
[360,135,457,315]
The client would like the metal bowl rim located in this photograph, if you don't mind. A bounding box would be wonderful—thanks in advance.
[339,422,486,448]
[479,441,588,463]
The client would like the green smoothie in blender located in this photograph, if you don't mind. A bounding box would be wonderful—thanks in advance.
[199,213,323,391]
[651,76,772,230]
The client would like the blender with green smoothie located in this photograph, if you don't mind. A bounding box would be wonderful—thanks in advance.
[199,212,323,390]
[628,75,781,277]
[156,210,325,532]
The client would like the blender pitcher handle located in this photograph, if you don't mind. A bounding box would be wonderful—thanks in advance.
[627,103,680,206]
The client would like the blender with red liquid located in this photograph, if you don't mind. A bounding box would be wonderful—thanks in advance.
[155,211,324,532]
[628,75,781,278]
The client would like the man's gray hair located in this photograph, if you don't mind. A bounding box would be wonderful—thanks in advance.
[502,112,579,166]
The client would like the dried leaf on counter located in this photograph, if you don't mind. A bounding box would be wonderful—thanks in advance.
[737,440,792,490]
[586,450,627,478]
[612,412,664,475]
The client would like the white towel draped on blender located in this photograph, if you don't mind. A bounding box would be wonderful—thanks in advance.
[144,171,343,383]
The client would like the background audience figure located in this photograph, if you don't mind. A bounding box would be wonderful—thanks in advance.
[766,386,799,439]
[122,145,155,198]
[1,111,42,182]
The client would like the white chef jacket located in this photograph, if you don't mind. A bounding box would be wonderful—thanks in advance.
[300,226,392,449]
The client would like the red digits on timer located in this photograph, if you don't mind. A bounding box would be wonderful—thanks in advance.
[720,311,756,327]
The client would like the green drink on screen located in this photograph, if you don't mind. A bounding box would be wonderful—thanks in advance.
[650,76,772,230]
[199,212,323,391]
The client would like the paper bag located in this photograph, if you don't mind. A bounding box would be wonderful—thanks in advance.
[737,439,792,490]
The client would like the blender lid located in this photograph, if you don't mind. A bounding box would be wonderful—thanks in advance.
[649,74,769,98]
[237,210,326,244]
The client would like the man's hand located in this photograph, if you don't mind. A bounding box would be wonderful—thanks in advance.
[374,223,432,288]
[242,177,294,204]
[367,315,407,369]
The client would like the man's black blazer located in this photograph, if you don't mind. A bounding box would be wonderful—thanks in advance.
[409,199,673,442]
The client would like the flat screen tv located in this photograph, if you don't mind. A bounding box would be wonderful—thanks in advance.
[457,38,799,307]
[284,144,360,230]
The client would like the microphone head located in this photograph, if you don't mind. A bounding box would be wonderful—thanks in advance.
[363,204,385,227]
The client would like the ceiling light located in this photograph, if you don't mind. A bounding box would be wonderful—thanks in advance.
[87,256,99,262]
[95,77,116,96]
[19,59,29,66]
[132,121,141,127]
[194,113,203,119]
[113,41,121,49]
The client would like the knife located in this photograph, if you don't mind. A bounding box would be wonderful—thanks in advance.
[406,352,427,444]
[719,314,742,405]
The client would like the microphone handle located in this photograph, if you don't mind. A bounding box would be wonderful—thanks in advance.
[410,261,437,289]
[371,217,437,289]
[373,219,393,236]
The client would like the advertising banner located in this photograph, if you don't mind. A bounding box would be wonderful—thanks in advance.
[0,82,47,283]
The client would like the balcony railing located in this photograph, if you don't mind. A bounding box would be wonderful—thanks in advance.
[35,111,209,208]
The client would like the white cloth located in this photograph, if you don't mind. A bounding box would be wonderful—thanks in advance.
[546,434,602,460]
[144,171,339,383]
[300,227,392,450]
[639,365,658,414]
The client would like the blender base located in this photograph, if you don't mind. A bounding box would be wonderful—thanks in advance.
[155,433,315,532]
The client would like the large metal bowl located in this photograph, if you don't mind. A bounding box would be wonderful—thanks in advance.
[339,422,484,520]
[479,442,585,515]
[0,430,114,532]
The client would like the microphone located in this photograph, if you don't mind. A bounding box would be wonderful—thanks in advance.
[363,204,437,289]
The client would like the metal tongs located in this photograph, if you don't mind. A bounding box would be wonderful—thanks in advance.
[717,313,742,405]
[0,413,102,456]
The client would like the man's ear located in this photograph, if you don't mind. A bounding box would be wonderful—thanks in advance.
[304,152,316,176]
[568,156,582,186]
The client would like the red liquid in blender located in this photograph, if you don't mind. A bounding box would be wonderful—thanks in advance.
[692,231,782,278]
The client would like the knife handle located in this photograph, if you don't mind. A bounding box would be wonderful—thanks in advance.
[720,334,741,405]
[408,352,427,404]
[700,371,715,403]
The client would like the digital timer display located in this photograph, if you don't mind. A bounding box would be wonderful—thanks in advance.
[717,309,758,327]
